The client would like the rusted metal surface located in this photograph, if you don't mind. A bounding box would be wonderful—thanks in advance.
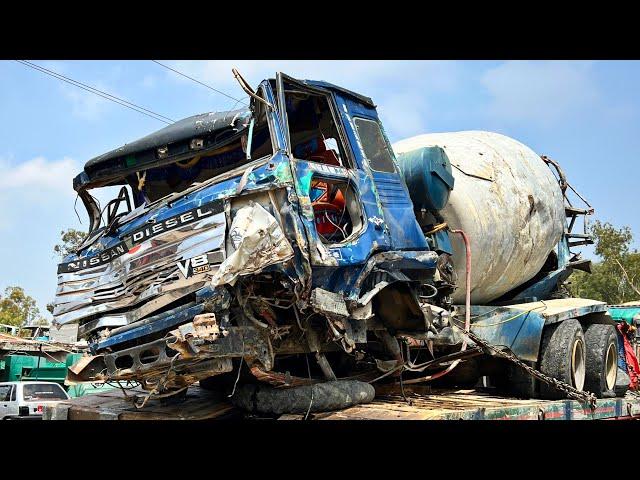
[44,385,640,420]
[44,383,640,421]
[249,365,316,387]
[0,332,82,362]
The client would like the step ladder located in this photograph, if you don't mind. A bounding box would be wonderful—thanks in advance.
[541,155,594,272]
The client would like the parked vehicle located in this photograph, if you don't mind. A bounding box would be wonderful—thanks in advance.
[51,71,636,413]
[0,381,70,419]
[0,354,67,383]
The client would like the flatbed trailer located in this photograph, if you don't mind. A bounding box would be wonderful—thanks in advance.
[43,384,640,421]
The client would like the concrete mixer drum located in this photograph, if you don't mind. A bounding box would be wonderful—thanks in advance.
[394,131,568,304]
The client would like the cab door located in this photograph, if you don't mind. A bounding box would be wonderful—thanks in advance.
[340,100,427,250]
[275,73,390,267]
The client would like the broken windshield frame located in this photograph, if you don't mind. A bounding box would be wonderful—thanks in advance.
[275,72,354,169]
[77,85,281,239]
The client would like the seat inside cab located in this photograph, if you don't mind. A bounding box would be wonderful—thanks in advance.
[284,87,363,244]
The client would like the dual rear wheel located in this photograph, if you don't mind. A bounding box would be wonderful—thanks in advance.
[538,320,618,399]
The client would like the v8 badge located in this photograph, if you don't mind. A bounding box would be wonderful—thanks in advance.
[176,253,211,279]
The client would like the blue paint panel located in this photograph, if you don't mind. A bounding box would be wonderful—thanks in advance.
[509,268,572,303]
[468,306,547,362]
[469,301,613,362]
[335,95,427,251]
[370,171,426,249]
[73,80,440,351]
[313,250,439,298]
[372,172,413,205]
[290,159,388,269]
[95,303,205,351]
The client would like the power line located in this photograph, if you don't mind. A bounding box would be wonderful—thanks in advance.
[16,60,176,125]
[152,60,249,107]
[17,60,175,124]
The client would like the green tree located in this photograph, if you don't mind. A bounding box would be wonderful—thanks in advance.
[53,228,87,259]
[0,286,43,327]
[48,228,89,315]
[570,220,640,304]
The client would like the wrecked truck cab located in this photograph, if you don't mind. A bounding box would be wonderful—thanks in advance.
[55,73,445,393]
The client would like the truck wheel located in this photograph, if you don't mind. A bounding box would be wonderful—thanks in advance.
[583,323,618,398]
[538,319,586,399]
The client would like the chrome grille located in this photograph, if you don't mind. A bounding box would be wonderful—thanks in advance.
[53,212,226,331]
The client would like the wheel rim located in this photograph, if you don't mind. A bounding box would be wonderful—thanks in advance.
[605,342,617,390]
[571,338,586,391]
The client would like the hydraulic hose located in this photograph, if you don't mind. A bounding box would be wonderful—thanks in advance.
[404,228,471,384]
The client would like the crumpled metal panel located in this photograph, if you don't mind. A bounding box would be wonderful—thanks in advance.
[210,202,295,287]
[53,212,226,328]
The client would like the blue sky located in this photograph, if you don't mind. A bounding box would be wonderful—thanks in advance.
[0,60,638,318]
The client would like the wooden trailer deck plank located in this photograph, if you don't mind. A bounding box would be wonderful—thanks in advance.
[46,386,238,420]
[45,385,640,421]
[294,389,640,420]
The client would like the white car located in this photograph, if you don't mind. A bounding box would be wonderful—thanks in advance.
[0,381,70,420]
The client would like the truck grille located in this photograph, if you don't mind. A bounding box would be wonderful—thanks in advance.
[53,212,226,334]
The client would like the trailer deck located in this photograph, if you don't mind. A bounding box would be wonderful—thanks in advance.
[43,384,640,421]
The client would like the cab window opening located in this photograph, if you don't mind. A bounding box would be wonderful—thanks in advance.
[353,117,396,173]
[283,86,350,169]
[132,100,273,204]
[311,177,363,244]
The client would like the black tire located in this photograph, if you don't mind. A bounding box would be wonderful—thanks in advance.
[231,380,375,415]
[538,319,586,399]
[583,323,618,398]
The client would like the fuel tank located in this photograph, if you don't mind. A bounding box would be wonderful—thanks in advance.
[393,131,566,304]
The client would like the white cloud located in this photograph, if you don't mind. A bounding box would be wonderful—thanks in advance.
[377,91,429,141]
[159,60,460,139]
[0,156,78,194]
[481,61,599,125]
[52,62,130,121]
[23,61,119,121]
[0,156,80,234]
[0,156,86,310]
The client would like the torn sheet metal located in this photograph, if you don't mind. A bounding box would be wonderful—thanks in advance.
[168,313,222,359]
[211,201,295,287]
[310,288,349,318]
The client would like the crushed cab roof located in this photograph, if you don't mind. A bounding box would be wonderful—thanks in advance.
[73,76,375,191]
[75,109,250,190]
